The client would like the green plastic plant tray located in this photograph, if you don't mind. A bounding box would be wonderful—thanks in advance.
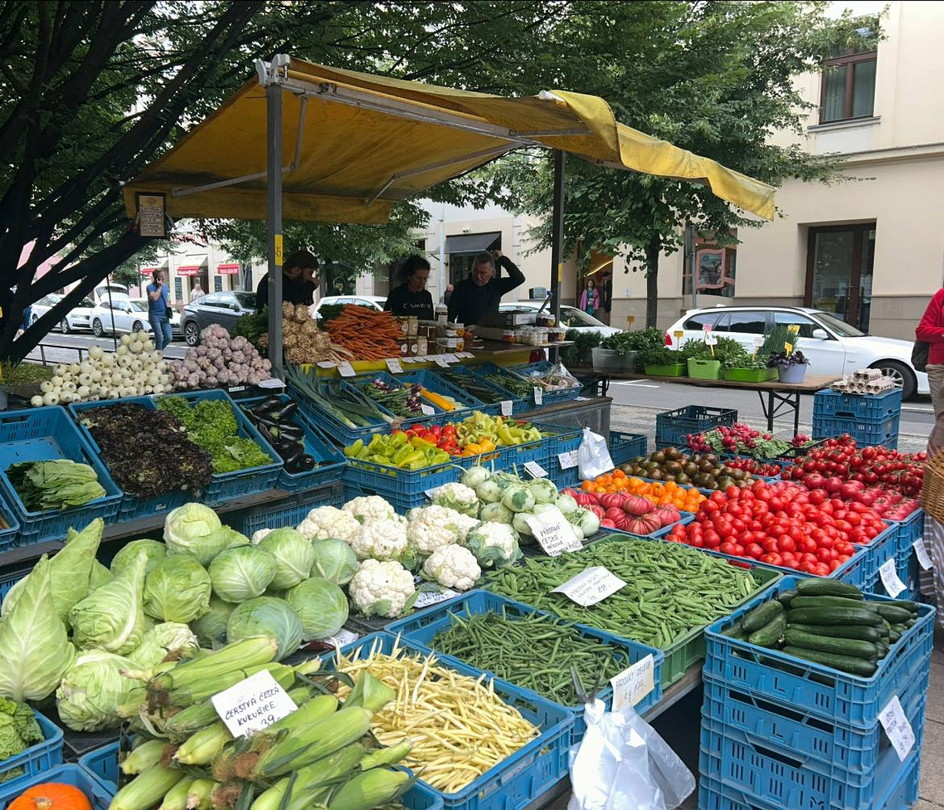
[722,368,768,383]
[687,358,722,380]
[644,363,687,377]
[765,367,779,380]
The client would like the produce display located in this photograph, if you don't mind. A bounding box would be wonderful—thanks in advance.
[486,537,761,649]
[435,368,506,403]
[285,369,395,428]
[324,305,402,360]
[562,486,686,534]
[155,395,272,474]
[343,432,452,469]
[578,471,707,511]
[76,402,213,496]
[619,447,759,490]
[478,370,532,398]
[0,699,43,783]
[167,326,272,390]
[724,579,920,677]
[722,457,783,477]
[266,302,351,364]
[515,363,581,391]
[333,639,540,793]
[686,423,809,459]
[6,459,106,510]
[241,397,318,475]
[666,479,888,574]
[29,336,171,407]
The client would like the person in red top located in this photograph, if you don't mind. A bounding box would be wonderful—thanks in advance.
[916,288,944,455]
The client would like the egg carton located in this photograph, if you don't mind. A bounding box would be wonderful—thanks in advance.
[830,372,898,395]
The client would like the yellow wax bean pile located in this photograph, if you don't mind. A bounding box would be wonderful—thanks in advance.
[333,638,539,794]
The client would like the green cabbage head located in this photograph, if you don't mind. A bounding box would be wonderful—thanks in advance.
[55,650,146,732]
[143,553,212,623]
[189,596,236,648]
[164,503,226,565]
[111,538,166,577]
[127,622,199,669]
[310,538,358,585]
[209,545,277,603]
[226,597,303,660]
[258,528,315,590]
[285,577,349,640]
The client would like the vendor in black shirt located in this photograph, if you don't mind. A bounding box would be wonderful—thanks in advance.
[383,255,433,320]
[255,250,319,310]
[447,249,525,325]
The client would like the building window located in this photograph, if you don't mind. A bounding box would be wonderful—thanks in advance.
[820,49,876,123]
[805,223,875,331]
[682,240,736,298]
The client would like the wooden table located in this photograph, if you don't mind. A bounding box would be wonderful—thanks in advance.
[572,370,839,434]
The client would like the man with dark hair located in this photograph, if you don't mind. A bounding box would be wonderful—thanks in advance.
[446,249,525,325]
[255,250,320,310]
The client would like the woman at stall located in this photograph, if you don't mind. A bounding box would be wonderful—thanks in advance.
[384,255,433,320]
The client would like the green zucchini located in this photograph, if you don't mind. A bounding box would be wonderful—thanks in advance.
[795,579,863,599]
[783,629,878,660]
[873,605,913,624]
[787,623,884,642]
[789,595,871,610]
[722,622,748,640]
[777,589,798,606]
[874,641,889,658]
[884,599,919,614]
[888,629,901,643]
[742,600,783,633]
[786,607,883,627]
[749,614,786,648]
[782,646,878,677]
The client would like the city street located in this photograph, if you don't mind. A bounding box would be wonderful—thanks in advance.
[26,331,187,365]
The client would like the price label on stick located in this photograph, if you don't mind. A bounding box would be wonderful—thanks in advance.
[500,400,513,417]
[880,695,915,761]
[610,654,655,711]
[337,361,356,378]
[879,558,907,597]
[552,566,626,606]
[913,537,934,570]
[752,335,764,350]
[558,450,579,470]
[526,507,583,557]
[533,386,543,406]
[386,358,403,374]
[212,669,298,738]
[524,460,548,478]
[704,332,718,346]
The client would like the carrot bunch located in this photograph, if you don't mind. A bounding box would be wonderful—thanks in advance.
[581,472,706,511]
[325,305,402,360]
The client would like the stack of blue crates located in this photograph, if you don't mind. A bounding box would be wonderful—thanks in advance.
[700,575,933,810]
[812,389,902,449]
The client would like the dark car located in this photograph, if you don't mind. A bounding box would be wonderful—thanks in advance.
[181,291,256,346]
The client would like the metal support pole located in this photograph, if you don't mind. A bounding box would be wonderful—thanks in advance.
[549,151,566,354]
[685,222,696,311]
[266,78,285,376]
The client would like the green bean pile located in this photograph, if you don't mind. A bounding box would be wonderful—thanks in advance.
[481,372,532,398]
[431,610,631,705]
[485,537,761,649]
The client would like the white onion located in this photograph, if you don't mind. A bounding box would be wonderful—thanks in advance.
[30,395,43,407]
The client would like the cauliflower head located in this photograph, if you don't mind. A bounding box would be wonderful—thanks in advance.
[295,506,360,543]
[350,517,409,561]
[422,544,482,592]
[343,495,395,524]
[466,522,521,569]
[429,482,480,518]
[348,559,415,618]
[406,505,479,556]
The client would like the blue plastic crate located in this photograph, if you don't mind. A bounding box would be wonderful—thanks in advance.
[157,390,283,506]
[0,489,19,551]
[507,362,582,406]
[854,522,898,589]
[813,388,902,421]
[0,406,122,546]
[467,363,531,414]
[238,394,347,492]
[697,746,920,810]
[704,575,936,728]
[397,369,491,413]
[655,405,738,447]
[0,763,113,810]
[609,431,648,466]
[0,710,63,790]
[863,526,920,600]
[342,458,458,513]
[347,371,464,421]
[322,632,574,810]
[699,711,919,810]
[226,480,346,537]
[811,413,899,449]
[702,671,927,776]
[386,590,664,742]
[429,365,512,412]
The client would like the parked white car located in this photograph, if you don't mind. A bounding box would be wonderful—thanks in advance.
[665,305,928,399]
[314,295,386,317]
[89,299,153,336]
[499,302,622,338]
[30,293,98,333]
[131,298,181,338]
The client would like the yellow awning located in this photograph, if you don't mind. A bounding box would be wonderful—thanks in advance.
[123,59,775,224]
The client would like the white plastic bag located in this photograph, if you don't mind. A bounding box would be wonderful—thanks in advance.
[578,427,614,480]
[568,699,695,810]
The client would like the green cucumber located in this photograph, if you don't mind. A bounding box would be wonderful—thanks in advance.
[749,614,786,648]
[884,599,919,614]
[795,579,863,599]
[789,595,872,610]
[782,646,877,677]
[787,623,883,642]
[742,600,783,633]
[777,589,798,606]
[786,607,883,627]
[873,605,913,624]
[783,629,878,660]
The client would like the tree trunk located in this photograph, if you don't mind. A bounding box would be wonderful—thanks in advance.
[645,237,660,329]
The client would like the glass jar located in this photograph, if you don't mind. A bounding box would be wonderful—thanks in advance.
[502,329,516,343]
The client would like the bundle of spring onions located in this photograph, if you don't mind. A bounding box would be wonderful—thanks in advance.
[285,366,394,428]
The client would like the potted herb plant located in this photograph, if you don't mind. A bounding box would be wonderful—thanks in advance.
[681,338,722,380]
[639,346,686,376]
[720,346,770,383]
[768,348,810,383]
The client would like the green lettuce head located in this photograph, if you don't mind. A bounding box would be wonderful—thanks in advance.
[310,538,358,586]
[208,545,277,603]
[143,553,212,623]
[226,597,303,660]
[164,503,225,565]
[0,556,75,702]
[111,538,166,577]
[258,528,315,590]
[69,548,149,655]
[285,577,349,641]
[55,650,146,732]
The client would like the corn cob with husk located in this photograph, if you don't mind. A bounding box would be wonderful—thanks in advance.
[249,743,366,810]
[110,764,186,810]
[186,779,216,810]
[327,768,411,810]
[120,738,168,774]
[158,776,194,810]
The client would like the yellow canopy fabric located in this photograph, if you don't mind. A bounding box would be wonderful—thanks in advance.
[123,59,775,224]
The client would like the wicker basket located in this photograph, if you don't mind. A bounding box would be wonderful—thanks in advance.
[920,454,944,523]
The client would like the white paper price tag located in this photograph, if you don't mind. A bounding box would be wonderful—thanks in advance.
[558,450,579,470]
[526,507,583,557]
[610,654,655,711]
[402,357,416,363]
[879,558,907,597]
[386,358,403,374]
[704,332,718,346]
[533,386,543,406]
[316,361,336,369]
[752,335,764,350]
[913,537,933,570]
[420,404,435,416]
[500,400,513,417]
[414,588,459,609]
[524,460,548,478]
[880,695,915,761]
[212,669,298,738]
[329,629,360,647]
[552,566,626,606]
[702,323,713,332]
[433,355,449,368]
[257,378,286,389]
[443,353,459,364]
[337,361,356,378]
